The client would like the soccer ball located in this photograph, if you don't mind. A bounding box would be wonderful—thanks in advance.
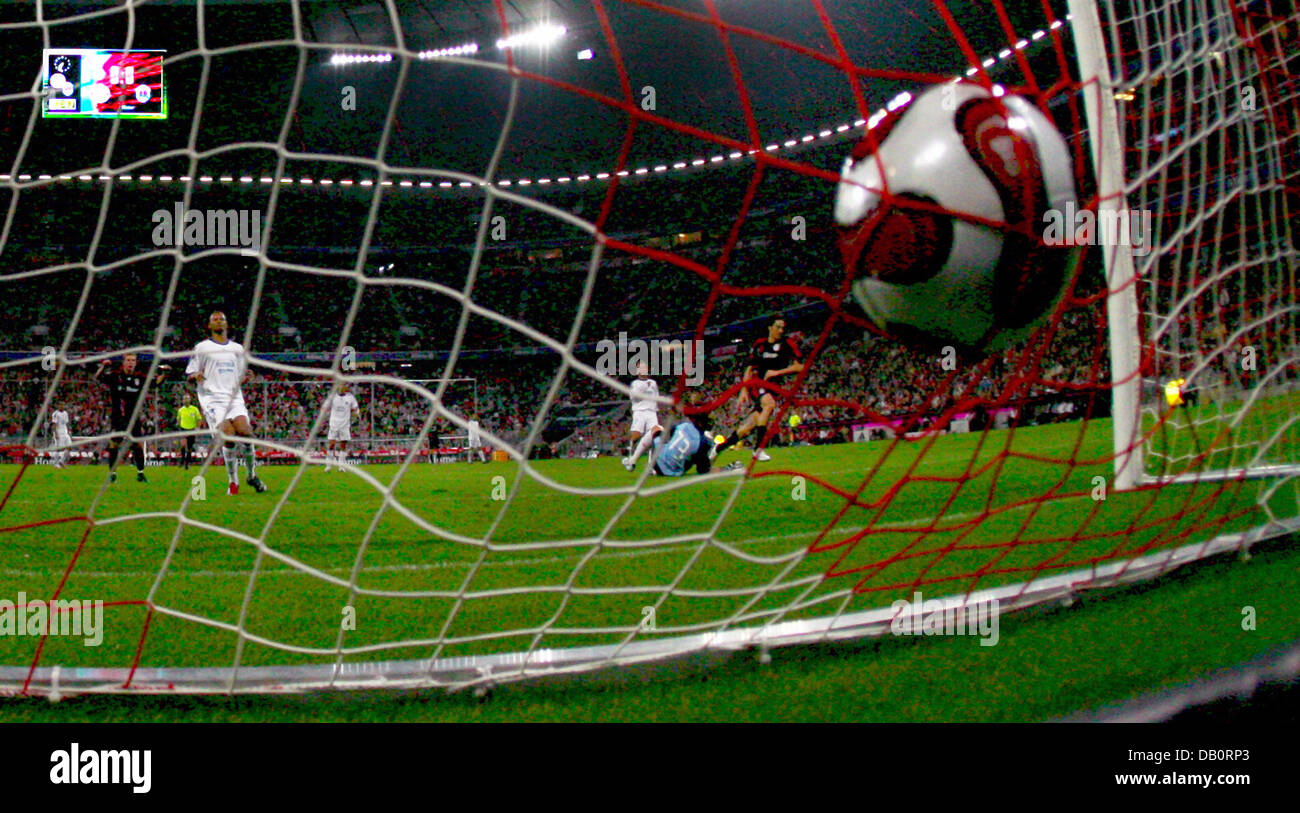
[834,83,1078,355]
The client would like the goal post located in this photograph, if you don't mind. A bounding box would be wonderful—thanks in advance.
[1067,0,1146,491]
[237,375,478,459]
[1073,0,1300,489]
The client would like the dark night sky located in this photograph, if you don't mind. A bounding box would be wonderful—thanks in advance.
[0,1,1089,351]
[0,0,1076,181]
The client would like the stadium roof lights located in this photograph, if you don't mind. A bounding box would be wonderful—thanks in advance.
[332,44,481,64]
[12,16,1072,194]
[333,24,567,68]
[418,43,479,59]
[329,53,393,65]
[495,23,566,51]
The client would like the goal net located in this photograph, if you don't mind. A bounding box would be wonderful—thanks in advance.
[1074,0,1300,491]
[0,0,1296,698]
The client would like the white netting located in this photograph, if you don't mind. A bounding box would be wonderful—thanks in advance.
[0,0,1296,698]
[1098,0,1299,482]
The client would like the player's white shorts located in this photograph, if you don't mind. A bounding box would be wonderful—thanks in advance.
[199,394,249,429]
[327,421,352,442]
[53,431,72,449]
[631,410,660,436]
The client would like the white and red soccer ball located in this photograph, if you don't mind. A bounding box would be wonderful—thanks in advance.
[835,83,1079,355]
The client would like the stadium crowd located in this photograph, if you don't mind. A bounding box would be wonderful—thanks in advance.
[2,297,1107,459]
[0,154,1129,459]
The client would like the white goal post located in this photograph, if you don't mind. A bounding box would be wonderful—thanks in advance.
[241,376,478,455]
[1072,0,1300,490]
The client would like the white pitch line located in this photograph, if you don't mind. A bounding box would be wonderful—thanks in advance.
[0,510,984,580]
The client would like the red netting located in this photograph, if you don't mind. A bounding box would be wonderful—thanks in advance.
[1,0,1296,695]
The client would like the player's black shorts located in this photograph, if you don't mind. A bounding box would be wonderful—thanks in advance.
[747,384,781,414]
[109,414,142,437]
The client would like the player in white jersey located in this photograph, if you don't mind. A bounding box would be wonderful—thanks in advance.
[622,363,662,472]
[466,414,488,463]
[322,382,360,471]
[49,407,72,468]
[185,311,268,495]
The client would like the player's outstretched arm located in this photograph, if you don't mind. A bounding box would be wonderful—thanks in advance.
[93,358,110,381]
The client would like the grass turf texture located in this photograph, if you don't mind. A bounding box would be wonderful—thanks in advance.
[1144,389,1300,478]
[0,413,1296,719]
[1,535,1296,722]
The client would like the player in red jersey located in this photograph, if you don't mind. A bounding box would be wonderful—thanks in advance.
[712,318,804,462]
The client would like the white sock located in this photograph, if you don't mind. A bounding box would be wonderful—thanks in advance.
[629,433,655,464]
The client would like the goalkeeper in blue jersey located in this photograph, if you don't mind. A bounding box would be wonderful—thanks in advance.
[648,396,741,477]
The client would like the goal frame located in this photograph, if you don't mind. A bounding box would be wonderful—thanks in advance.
[1068,0,1146,491]
[240,375,479,452]
[1072,0,1300,490]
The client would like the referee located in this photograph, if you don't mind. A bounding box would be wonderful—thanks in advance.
[176,393,202,469]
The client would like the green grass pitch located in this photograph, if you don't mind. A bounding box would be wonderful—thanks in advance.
[0,414,1296,721]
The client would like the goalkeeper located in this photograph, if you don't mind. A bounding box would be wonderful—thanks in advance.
[647,395,741,477]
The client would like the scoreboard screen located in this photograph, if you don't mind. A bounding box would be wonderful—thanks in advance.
[42,49,167,119]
